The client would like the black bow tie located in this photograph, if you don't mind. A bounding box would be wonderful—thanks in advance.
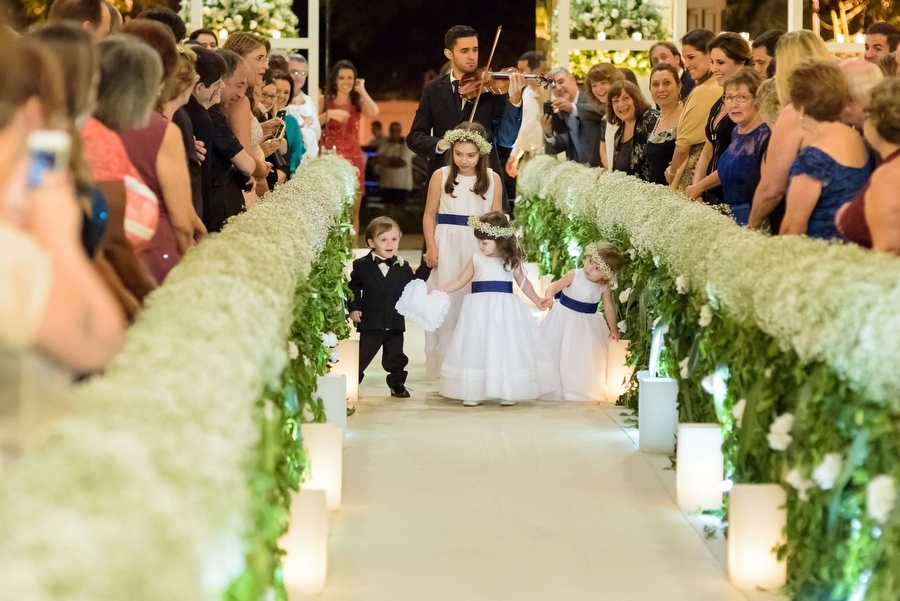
[373,256,396,266]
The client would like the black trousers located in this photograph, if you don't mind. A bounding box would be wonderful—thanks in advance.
[358,329,408,388]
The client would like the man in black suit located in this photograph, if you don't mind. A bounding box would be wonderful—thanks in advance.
[349,217,431,398]
[407,25,525,212]
[540,68,604,167]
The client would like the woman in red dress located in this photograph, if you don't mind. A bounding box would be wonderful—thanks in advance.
[319,59,379,235]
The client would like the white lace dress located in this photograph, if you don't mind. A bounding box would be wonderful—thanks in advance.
[424,166,495,378]
[440,251,559,402]
[540,269,610,401]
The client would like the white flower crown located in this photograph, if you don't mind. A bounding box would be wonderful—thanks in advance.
[584,242,616,282]
[442,128,493,155]
[468,215,516,239]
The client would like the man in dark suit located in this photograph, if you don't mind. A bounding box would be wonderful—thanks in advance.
[407,25,525,212]
[540,68,604,167]
[349,217,431,398]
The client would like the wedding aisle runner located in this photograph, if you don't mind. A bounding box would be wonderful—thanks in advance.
[318,318,771,601]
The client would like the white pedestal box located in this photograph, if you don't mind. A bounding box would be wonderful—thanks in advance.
[281,489,328,597]
[637,377,678,454]
[300,423,343,511]
[315,374,347,438]
[329,339,359,405]
[676,424,724,512]
[727,483,787,591]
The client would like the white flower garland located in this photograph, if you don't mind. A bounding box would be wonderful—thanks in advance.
[467,215,516,239]
[0,155,355,599]
[443,128,492,155]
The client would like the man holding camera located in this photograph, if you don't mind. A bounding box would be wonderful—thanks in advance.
[540,68,603,167]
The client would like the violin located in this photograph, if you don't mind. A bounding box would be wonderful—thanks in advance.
[457,67,555,99]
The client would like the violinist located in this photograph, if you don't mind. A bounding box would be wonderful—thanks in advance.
[407,24,525,212]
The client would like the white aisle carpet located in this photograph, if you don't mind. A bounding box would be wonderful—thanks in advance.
[321,256,782,600]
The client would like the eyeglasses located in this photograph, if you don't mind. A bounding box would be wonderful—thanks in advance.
[723,94,753,104]
[291,69,308,77]
[258,91,276,100]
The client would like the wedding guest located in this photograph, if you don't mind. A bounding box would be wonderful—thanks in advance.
[254,70,289,189]
[665,28,719,192]
[688,32,751,204]
[104,0,121,35]
[644,63,683,184]
[135,7,186,42]
[183,46,227,215]
[377,122,414,203]
[188,28,218,49]
[839,59,883,132]
[836,78,900,253]
[271,69,306,175]
[756,78,780,126]
[602,81,658,180]
[319,59,379,233]
[506,51,546,179]
[650,41,694,98]
[878,52,897,78]
[287,53,321,159]
[864,21,900,64]
[751,30,784,79]
[781,62,873,239]
[696,68,770,225]
[82,35,161,304]
[542,67,604,167]
[748,30,832,232]
[47,0,111,40]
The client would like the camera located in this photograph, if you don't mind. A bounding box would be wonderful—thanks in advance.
[543,100,553,115]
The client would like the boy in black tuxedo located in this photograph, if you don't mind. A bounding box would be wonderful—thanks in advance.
[349,217,431,398]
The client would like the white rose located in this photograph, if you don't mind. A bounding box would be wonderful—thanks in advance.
[785,468,815,501]
[675,275,687,294]
[653,255,660,267]
[310,292,318,299]
[288,341,299,360]
[249,19,258,29]
[732,398,746,428]
[678,357,690,380]
[621,18,632,28]
[329,351,339,363]
[698,304,712,327]
[617,319,627,333]
[320,332,338,348]
[610,8,620,18]
[867,475,897,523]
[627,248,637,259]
[234,14,243,22]
[812,453,843,490]
[766,413,795,451]
[770,412,795,434]
[700,374,715,394]
[764,367,773,378]
[619,287,633,303]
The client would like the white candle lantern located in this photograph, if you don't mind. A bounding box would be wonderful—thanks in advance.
[329,339,358,405]
[281,489,328,596]
[727,483,787,590]
[676,424,724,512]
[315,373,347,438]
[607,338,632,402]
[300,423,343,511]
[638,377,678,453]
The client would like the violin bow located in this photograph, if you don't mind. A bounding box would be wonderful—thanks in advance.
[468,25,502,124]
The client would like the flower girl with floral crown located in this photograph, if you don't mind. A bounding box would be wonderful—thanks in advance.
[434,212,559,406]
[422,122,503,378]
[540,242,623,401]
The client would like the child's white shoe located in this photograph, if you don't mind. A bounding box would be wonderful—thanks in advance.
[499,399,517,406]
[462,399,483,407]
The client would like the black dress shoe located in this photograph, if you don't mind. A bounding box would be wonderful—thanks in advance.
[390,385,410,398]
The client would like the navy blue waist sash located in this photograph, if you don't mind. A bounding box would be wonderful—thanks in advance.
[555,291,599,314]
[472,281,513,294]
[436,213,470,226]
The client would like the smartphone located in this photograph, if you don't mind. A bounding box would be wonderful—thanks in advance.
[274,109,288,139]
[26,130,71,189]
[543,100,554,115]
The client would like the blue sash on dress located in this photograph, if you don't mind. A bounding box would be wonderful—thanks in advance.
[555,291,599,314]
[472,281,513,294]
[436,213,470,226]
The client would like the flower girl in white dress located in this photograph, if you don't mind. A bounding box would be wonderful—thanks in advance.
[435,212,559,406]
[422,123,502,378]
[540,242,623,401]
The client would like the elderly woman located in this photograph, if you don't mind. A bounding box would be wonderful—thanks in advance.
[688,32,751,204]
[690,68,770,225]
[600,81,658,180]
[644,63,683,184]
[665,28,720,191]
[836,78,900,253]
[748,31,833,231]
[781,62,873,239]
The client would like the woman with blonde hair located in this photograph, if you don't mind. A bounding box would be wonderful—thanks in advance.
[749,30,833,231]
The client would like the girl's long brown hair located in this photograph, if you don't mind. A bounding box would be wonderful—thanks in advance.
[444,121,491,198]
[478,211,522,271]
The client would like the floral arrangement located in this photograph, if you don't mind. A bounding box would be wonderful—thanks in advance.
[552,0,670,77]
[515,155,900,600]
[0,155,355,600]
[179,0,299,39]
[442,128,493,155]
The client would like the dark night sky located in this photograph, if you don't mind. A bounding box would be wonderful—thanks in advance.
[294,0,537,100]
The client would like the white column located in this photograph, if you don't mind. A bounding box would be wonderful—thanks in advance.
[672,0,688,43]
[557,0,571,68]
[787,0,804,32]
[188,0,203,33]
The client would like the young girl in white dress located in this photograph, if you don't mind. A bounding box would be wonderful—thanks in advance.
[422,123,502,378]
[435,212,559,406]
[540,242,623,401]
